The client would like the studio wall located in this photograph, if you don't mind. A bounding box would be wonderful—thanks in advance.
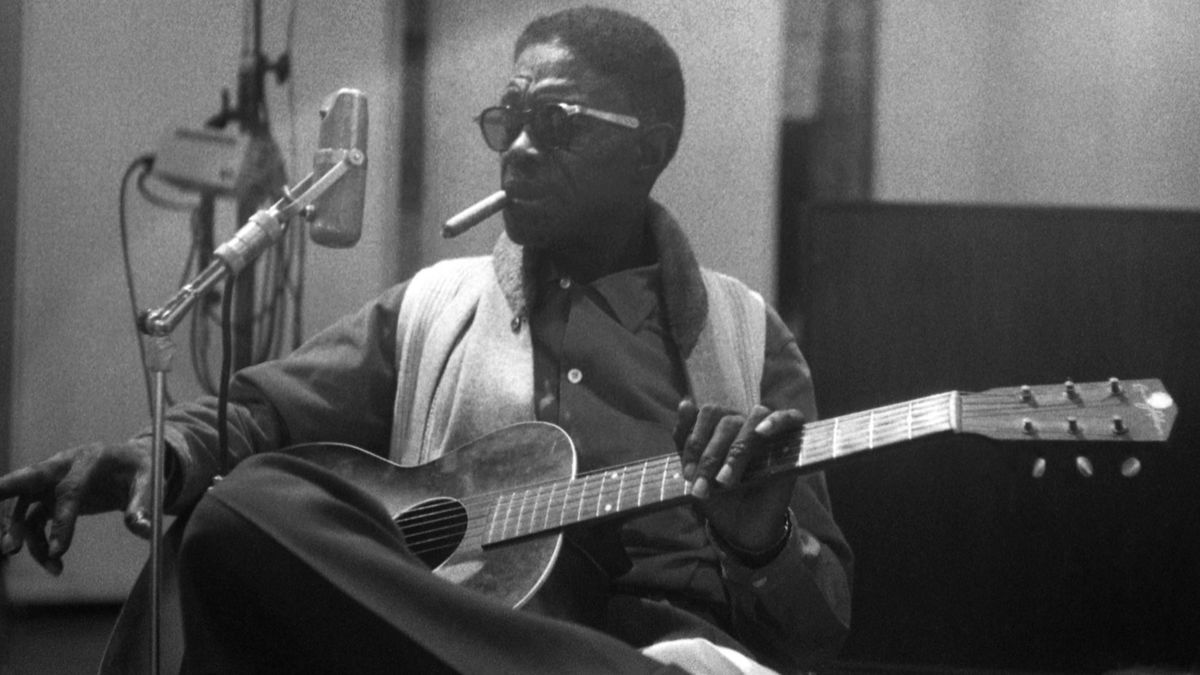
[875,0,1200,209]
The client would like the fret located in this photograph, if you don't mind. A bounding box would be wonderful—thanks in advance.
[603,469,622,515]
[515,488,531,537]
[585,473,600,521]
[907,400,914,440]
[527,486,541,534]
[672,458,685,499]
[662,454,672,502]
[556,478,571,528]
[594,472,606,518]
[532,483,548,535]
[562,481,574,528]
[575,476,586,525]
[543,480,556,531]
[544,484,555,531]
[637,461,647,508]
[502,490,516,540]
[487,492,505,544]
[868,409,876,449]
[521,485,536,537]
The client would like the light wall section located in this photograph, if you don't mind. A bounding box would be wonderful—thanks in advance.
[7,0,402,603]
[876,0,1200,209]
[421,1,786,301]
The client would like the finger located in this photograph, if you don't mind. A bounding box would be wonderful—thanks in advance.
[123,463,153,540]
[673,398,699,454]
[682,404,733,481]
[0,464,54,501]
[48,487,82,559]
[715,406,771,488]
[2,493,35,556]
[692,414,744,498]
[23,501,62,575]
[0,498,17,555]
[753,408,806,437]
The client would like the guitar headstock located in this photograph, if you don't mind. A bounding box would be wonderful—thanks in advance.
[959,378,1176,443]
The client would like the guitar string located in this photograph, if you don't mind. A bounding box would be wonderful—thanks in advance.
[398,409,959,555]
[399,400,960,546]
[399,389,1142,554]
[402,455,684,552]
[397,397,959,552]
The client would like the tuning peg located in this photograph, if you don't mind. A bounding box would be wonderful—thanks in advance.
[1065,379,1078,399]
[1067,417,1080,434]
[1109,377,1123,396]
[1020,385,1033,403]
[1022,418,1036,435]
[1031,457,1047,478]
[1075,456,1094,478]
[1121,456,1142,478]
[1111,415,1128,436]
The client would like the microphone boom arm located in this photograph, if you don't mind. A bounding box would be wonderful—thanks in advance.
[138,146,363,337]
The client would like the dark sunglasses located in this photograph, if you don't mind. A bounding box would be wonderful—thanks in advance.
[476,102,640,152]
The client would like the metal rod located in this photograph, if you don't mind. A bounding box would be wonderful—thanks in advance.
[138,165,337,338]
[133,119,356,675]
[146,336,174,675]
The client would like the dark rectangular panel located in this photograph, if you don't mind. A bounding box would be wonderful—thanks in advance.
[782,203,1200,671]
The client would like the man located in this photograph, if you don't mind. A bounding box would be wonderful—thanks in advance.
[0,6,850,673]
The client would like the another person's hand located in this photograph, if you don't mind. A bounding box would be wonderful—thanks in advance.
[0,439,155,575]
[674,400,804,561]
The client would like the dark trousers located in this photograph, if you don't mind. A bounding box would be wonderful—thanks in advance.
[176,452,683,674]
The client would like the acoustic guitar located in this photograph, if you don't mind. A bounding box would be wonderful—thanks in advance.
[284,378,1178,609]
[100,378,1177,673]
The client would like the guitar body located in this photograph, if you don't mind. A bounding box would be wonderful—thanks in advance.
[100,422,577,675]
[285,421,577,608]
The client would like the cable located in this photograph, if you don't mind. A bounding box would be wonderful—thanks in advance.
[136,170,199,212]
[217,273,235,469]
[284,0,306,350]
[118,154,159,418]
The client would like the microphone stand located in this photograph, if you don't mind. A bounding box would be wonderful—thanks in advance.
[136,144,364,675]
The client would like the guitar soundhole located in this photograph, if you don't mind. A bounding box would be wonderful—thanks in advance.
[394,498,468,569]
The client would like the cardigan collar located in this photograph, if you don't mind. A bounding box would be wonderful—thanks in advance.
[490,200,709,357]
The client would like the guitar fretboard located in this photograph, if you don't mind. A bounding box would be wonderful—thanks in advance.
[482,392,959,546]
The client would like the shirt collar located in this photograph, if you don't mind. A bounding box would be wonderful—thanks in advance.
[491,199,709,355]
[586,263,661,332]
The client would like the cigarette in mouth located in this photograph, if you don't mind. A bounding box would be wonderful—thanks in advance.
[442,190,508,239]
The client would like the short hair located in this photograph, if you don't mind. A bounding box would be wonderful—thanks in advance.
[515,6,685,160]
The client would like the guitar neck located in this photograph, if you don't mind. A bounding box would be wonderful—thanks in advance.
[483,392,960,546]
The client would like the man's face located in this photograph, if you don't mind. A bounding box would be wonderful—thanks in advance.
[498,41,645,253]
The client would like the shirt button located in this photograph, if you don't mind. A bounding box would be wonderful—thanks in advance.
[567,368,583,384]
[559,276,572,289]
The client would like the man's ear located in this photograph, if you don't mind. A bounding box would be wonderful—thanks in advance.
[635,122,678,181]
